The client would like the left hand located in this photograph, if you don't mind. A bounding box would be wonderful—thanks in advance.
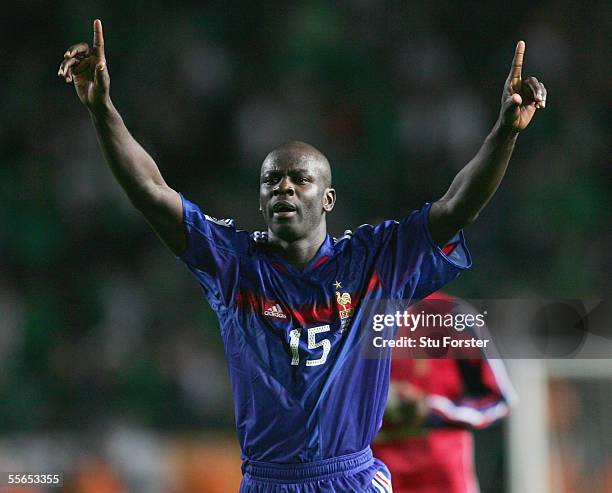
[376,382,428,442]
[499,41,547,132]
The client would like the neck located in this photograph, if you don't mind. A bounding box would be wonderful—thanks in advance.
[268,223,327,271]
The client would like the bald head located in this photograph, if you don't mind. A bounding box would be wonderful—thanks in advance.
[262,141,332,187]
[259,140,336,243]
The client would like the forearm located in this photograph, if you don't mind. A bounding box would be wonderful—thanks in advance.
[429,41,546,245]
[89,99,167,208]
[441,121,518,224]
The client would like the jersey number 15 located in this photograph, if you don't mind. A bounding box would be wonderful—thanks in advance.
[289,325,331,367]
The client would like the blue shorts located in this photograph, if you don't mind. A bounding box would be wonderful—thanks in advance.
[240,447,392,492]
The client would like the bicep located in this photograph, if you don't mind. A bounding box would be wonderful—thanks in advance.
[137,185,186,255]
[428,199,463,246]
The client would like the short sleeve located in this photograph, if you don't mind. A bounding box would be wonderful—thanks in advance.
[372,203,471,300]
[177,193,250,309]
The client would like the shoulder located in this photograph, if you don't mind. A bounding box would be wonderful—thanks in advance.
[332,220,401,247]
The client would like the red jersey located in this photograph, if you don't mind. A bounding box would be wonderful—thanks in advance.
[372,294,516,493]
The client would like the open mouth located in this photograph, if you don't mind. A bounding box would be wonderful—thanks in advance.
[271,201,297,217]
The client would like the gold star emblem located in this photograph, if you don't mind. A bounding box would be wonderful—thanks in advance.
[333,280,342,290]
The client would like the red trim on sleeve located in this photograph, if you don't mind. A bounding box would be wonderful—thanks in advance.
[442,241,459,256]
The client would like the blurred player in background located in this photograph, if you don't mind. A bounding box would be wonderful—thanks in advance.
[58,19,545,493]
[372,292,516,493]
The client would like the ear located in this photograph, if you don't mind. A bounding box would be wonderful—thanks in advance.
[323,188,336,213]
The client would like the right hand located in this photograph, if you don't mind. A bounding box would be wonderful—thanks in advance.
[58,19,110,109]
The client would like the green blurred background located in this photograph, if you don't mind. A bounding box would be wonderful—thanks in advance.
[1,1,610,492]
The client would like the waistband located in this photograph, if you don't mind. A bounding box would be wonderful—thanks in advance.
[242,447,374,483]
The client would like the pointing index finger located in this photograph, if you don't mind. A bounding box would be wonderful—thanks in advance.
[93,19,105,57]
[510,40,525,86]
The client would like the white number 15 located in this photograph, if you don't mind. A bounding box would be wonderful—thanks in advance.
[289,324,331,366]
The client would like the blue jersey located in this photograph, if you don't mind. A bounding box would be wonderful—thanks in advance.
[177,194,470,465]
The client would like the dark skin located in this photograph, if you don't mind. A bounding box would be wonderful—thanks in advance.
[429,41,547,243]
[259,142,335,269]
[375,382,428,442]
[58,21,547,266]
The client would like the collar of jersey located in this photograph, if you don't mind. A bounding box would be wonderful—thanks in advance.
[265,234,334,276]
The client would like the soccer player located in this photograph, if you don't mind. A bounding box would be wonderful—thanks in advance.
[372,292,517,493]
[58,19,546,492]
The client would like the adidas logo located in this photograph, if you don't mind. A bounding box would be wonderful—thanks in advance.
[263,303,287,319]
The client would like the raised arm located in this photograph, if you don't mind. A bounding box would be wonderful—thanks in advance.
[429,41,547,245]
[58,19,185,255]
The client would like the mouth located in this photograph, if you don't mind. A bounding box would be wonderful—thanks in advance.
[271,201,298,218]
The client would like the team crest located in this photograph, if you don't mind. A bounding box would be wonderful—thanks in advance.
[336,290,354,320]
[334,281,354,332]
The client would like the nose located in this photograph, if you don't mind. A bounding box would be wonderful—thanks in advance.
[273,176,294,196]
